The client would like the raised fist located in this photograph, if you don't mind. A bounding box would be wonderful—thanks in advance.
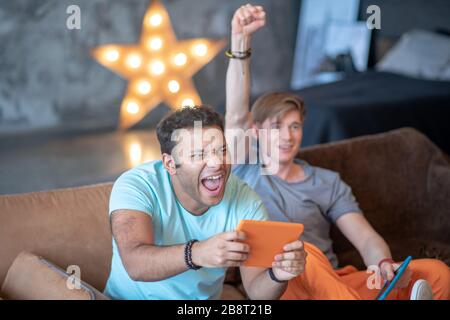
[231,4,266,36]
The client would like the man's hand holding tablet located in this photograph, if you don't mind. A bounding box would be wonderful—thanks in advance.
[190,220,306,281]
[237,220,307,281]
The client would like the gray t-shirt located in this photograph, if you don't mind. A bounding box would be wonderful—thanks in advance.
[232,159,362,268]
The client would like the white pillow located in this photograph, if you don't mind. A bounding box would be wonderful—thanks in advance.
[376,30,450,81]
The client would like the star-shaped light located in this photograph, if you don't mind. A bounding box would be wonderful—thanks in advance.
[92,0,226,129]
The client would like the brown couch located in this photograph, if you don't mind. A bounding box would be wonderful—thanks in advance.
[0,128,449,299]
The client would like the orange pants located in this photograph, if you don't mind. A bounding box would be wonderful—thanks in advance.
[281,242,450,300]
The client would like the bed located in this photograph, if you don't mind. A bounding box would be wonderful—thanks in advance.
[295,71,450,153]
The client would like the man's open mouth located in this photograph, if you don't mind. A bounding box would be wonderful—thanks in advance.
[201,174,224,196]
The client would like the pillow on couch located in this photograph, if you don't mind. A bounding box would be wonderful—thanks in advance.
[376,29,450,81]
[0,251,108,300]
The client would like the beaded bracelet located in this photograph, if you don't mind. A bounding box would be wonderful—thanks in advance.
[184,239,201,270]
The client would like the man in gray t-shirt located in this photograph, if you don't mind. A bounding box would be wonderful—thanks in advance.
[222,3,450,300]
[233,160,361,268]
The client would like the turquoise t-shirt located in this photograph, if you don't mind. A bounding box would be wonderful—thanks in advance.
[103,160,268,300]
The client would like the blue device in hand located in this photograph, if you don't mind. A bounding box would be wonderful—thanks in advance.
[376,255,412,300]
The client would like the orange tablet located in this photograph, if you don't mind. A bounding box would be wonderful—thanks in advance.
[236,220,304,268]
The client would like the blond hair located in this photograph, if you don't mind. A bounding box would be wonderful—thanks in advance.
[251,92,305,125]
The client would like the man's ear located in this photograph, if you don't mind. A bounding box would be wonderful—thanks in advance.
[162,153,177,175]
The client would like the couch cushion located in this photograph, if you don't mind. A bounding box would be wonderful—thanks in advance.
[0,183,113,291]
[1,251,109,300]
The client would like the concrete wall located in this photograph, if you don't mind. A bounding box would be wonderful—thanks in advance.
[0,0,300,134]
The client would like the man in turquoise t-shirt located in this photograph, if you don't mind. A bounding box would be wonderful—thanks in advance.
[104,105,306,300]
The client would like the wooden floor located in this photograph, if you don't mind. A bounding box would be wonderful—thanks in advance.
[0,129,162,195]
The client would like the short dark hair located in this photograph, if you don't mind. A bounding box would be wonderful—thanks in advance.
[156,105,224,154]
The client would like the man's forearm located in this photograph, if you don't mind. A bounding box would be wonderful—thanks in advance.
[225,34,252,129]
[246,269,288,300]
[123,243,188,282]
[360,233,393,267]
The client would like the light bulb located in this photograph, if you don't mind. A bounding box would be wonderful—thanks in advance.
[193,43,207,57]
[173,52,187,66]
[168,80,180,93]
[148,13,162,27]
[149,60,165,75]
[126,54,142,69]
[137,80,152,95]
[182,98,195,107]
[105,49,119,62]
[147,37,163,51]
[126,101,140,114]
